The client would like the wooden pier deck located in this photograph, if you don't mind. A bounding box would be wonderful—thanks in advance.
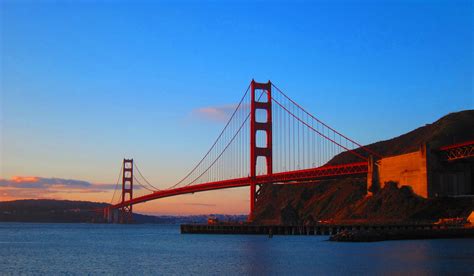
[180,223,462,236]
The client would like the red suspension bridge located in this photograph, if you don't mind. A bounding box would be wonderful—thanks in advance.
[103,80,474,223]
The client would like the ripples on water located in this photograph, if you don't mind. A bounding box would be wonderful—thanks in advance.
[1,223,473,275]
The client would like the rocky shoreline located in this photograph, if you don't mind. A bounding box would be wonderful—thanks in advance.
[329,227,474,242]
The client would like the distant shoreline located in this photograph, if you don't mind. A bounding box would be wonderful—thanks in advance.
[0,199,247,224]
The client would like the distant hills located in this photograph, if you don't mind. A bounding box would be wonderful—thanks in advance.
[0,199,246,224]
[0,200,108,223]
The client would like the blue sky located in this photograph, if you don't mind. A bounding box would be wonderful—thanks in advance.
[1,0,472,214]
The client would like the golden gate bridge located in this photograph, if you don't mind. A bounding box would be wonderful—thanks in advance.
[102,80,474,223]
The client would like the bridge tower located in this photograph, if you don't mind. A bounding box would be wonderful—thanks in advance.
[120,159,134,224]
[249,80,273,221]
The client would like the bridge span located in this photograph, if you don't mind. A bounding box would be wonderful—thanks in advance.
[103,80,474,223]
[109,161,368,210]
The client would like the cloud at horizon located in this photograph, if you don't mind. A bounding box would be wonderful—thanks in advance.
[0,176,122,200]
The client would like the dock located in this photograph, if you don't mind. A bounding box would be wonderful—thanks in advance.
[180,223,461,236]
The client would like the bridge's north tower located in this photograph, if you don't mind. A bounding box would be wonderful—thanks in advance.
[120,159,134,223]
[249,80,273,221]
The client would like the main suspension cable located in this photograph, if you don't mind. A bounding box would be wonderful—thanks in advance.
[134,162,160,191]
[110,163,123,205]
[133,175,156,192]
[267,88,369,162]
[167,84,251,189]
[271,83,381,158]
[183,90,265,186]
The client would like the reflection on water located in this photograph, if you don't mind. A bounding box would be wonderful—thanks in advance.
[0,223,473,274]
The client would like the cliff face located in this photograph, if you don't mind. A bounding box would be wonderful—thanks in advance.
[254,110,474,225]
[254,180,474,224]
[254,178,367,224]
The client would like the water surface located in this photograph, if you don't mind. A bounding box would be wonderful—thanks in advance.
[1,223,473,275]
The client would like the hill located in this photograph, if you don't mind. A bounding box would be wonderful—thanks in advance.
[254,110,474,225]
[0,200,109,223]
[329,110,474,164]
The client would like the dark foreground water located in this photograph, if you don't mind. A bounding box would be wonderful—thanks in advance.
[1,223,473,275]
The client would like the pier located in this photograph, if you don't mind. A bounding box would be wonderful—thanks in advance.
[180,223,463,236]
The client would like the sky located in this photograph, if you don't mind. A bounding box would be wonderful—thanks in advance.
[1,0,473,215]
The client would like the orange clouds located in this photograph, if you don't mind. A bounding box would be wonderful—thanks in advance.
[0,176,118,201]
[11,176,40,183]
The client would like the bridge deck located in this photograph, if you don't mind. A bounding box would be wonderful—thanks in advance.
[110,161,368,209]
[439,140,474,161]
[109,140,474,211]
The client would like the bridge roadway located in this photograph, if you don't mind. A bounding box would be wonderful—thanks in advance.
[109,140,474,211]
[110,161,368,210]
[439,140,474,161]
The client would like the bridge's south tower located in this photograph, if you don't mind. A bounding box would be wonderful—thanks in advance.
[249,80,273,221]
